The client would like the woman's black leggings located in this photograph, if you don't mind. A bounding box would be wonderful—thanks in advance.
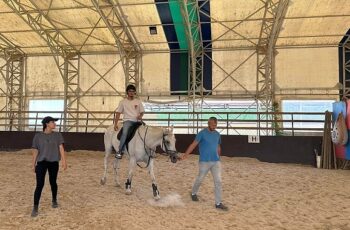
[34,161,59,206]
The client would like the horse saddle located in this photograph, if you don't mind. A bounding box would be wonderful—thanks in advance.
[117,121,143,150]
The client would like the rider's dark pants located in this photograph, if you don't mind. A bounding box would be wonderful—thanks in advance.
[118,120,137,152]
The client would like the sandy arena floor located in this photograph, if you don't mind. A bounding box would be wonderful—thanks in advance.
[0,150,349,230]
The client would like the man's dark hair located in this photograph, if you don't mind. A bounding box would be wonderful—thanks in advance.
[126,84,136,92]
[208,117,217,122]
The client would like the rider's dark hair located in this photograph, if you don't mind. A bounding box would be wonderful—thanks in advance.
[126,84,136,92]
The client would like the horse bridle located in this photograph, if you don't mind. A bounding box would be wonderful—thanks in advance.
[137,126,178,166]
[161,134,178,163]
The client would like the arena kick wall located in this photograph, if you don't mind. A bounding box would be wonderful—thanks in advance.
[0,132,321,166]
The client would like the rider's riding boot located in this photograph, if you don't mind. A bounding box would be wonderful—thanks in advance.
[115,151,123,159]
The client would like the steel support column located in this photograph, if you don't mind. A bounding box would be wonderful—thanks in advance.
[91,0,142,93]
[5,55,24,131]
[180,0,204,98]
[256,0,289,135]
[339,30,350,99]
[179,0,205,133]
[63,54,80,131]
[4,0,80,131]
[0,33,25,131]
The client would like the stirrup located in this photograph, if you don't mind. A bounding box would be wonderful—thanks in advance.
[115,152,122,159]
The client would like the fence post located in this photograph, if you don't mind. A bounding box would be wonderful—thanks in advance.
[34,112,38,132]
[168,113,170,127]
[226,113,229,135]
[59,113,63,132]
[258,113,261,136]
[85,113,89,133]
[291,114,294,136]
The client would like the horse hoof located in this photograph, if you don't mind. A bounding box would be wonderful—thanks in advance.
[125,189,132,195]
[154,195,161,200]
[100,178,106,185]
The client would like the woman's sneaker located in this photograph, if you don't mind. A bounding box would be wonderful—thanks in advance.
[31,206,38,217]
[215,203,228,211]
[52,200,58,208]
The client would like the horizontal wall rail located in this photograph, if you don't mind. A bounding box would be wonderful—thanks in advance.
[0,111,326,136]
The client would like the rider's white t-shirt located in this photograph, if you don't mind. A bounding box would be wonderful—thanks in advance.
[116,98,145,122]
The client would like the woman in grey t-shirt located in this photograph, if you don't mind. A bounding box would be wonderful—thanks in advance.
[31,116,67,217]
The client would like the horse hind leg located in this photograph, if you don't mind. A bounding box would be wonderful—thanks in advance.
[149,159,160,200]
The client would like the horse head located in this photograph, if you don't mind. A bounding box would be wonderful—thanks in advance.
[162,126,179,163]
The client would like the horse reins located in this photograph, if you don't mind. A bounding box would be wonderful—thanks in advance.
[137,126,155,168]
[136,126,177,168]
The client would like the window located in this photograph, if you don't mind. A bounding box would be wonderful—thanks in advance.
[282,100,334,131]
[29,99,64,130]
[143,100,258,135]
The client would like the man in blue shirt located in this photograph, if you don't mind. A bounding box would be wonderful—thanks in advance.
[181,117,228,211]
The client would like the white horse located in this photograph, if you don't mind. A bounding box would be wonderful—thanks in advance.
[101,123,178,199]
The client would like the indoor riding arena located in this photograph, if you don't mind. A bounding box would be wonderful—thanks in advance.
[0,0,349,229]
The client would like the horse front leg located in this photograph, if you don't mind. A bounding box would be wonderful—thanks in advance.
[100,147,111,185]
[113,158,121,187]
[148,159,160,200]
[125,157,136,195]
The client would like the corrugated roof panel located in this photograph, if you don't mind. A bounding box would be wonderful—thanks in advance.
[79,44,118,53]
[212,50,257,92]
[131,26,169,49]
[122,4,163,26]
[211,0,265,21]
[141,43,170,51]
[59,29,114,47]
[20,47,51,54]
[0,0,348,54]
[3,32,48,47]
[0,13,33,31]
[59,30,93,47]
[120,3,168,50]
[286,0,350,17]
[16,0,35,10]
[33,0,99,9]
[277,36,343,47]
[211,21,262,42]
[210,0,264,49]
[48,8,105,29]
[83,28,117,44]
[28,0,53,10]
[0,1,12,13]
[280,17,350,45]
[212,40,258,49]
[118,0,155,4]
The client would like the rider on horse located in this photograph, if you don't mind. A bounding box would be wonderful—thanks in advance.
[114,84,145,159]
